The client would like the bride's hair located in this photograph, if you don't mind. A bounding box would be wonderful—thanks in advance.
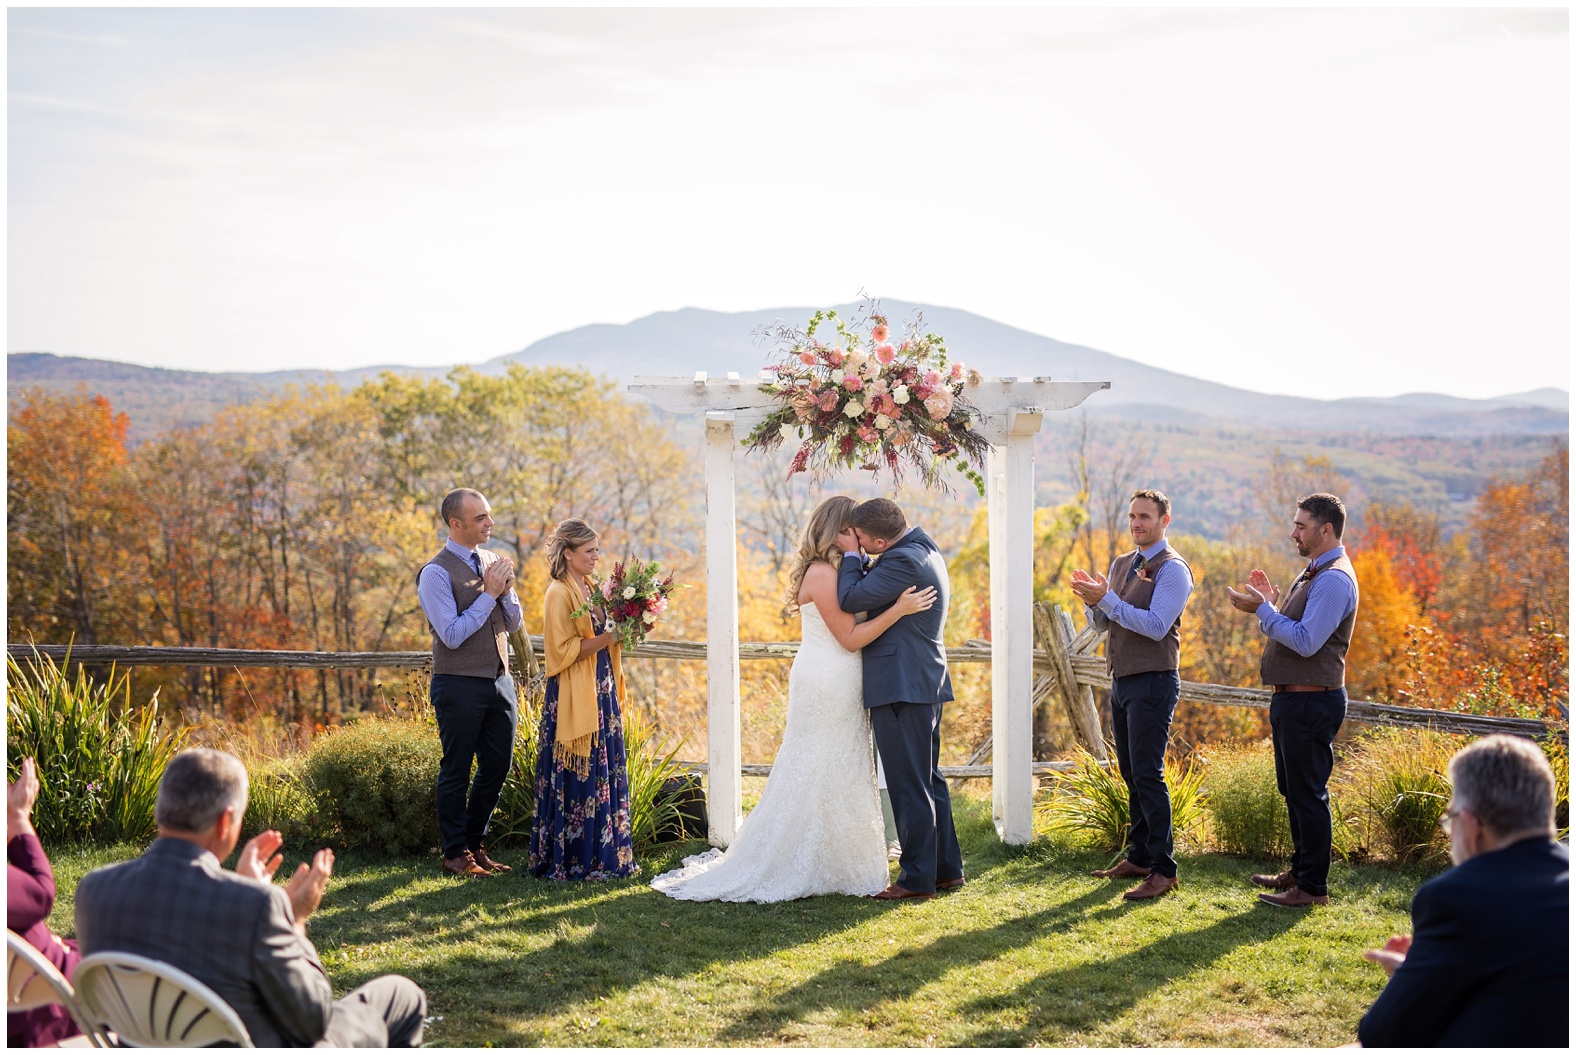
[784,495,858,614]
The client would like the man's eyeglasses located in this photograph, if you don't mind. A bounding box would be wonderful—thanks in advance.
[1439,806,1467,834]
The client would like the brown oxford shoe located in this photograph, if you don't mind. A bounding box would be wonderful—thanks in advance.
[472,846,512,874]
[1123,873,1179,900]
[1091,859,1150,880]
[1257,888,1329,908]
[1250,868,1298,891]
[936,876,966,891]
[442,850,492,878]
[871,882,934,901]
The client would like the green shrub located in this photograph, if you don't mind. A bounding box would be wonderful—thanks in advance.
[301,716,443,855]
[240,755,325,845]
[6,649,185,845]
[1035,743,1209,853]
[1335,727,1458,865]
[1200,740,1292,859]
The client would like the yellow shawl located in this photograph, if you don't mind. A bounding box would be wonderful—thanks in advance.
[542,577,626,778]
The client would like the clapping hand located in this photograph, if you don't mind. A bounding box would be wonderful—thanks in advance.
[482,557,514,598]
[1247,568,1279,604]
[1069,568,1109,606]
[284,848,335,929]
[236,829,286,882]
[1362,934,1412,977]
[8,757,39,840]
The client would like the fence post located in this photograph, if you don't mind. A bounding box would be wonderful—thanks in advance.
[1037,603,1108,760]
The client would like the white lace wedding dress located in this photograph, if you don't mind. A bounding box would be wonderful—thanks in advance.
[649,601,889,902]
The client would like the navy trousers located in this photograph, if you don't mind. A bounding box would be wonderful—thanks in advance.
[431,673,517,860]
[1269,688,1346,897]
[869,701,963,894]
[1111,669,1180,879]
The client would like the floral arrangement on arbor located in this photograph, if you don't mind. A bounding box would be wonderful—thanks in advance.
[572,557,679,651]
[743,304,990,494]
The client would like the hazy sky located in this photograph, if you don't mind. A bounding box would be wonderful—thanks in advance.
[7,7,1568,401]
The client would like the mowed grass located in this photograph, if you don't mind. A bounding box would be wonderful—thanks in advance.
[45,795,1427,1047]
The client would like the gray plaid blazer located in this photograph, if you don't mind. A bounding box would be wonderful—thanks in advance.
[74,838,336,1047]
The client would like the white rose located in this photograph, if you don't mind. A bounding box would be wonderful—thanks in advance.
[830,369,845,384]
[843,400,864,418]
[623,586,636,599]
[874,414,892,431]
[893,385,910,405]
[643,611,657,624]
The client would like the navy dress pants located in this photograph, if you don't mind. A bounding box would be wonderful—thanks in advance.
[1269,688,1346,897]
[869,701,963,894]
[1111,669,1180,879]
[432,673,517,860]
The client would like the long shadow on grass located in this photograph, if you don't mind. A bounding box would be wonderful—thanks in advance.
[955,906,1300,1046]
[711,880,1117,1044]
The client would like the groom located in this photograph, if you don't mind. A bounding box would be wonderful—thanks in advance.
[838,498,964,901]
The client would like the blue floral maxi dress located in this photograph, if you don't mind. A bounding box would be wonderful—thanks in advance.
[528,631,639,881]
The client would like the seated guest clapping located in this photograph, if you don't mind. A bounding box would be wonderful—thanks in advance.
[1357,734,1568,1047]
[74,749,428,1047]
[7,758,83,1048]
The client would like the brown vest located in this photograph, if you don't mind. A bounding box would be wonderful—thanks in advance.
[421,548,509,678]
[1105,544,1188,678]
[1259,552,1360,688]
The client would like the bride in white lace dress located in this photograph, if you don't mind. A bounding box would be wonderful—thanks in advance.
[650,495,936,903]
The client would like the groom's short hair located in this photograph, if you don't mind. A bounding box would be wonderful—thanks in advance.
[851,499,907,543]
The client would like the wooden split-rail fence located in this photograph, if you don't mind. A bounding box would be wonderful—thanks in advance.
[9,603,1560,780]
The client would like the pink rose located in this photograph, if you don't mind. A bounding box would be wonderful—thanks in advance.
[827,348,846,367]
[799,350,817,366]
[857,426,879,443]
[871,322,889,343]
[875,343,896,365]
[924,391,954,420]
[924,370,942,386]
[602,581,615,600]
[843,374,863,392]
[950,361,964,380]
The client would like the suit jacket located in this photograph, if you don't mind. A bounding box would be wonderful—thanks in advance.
[8,833,82,1047]
[837,526,953,708]
[1357,837,1568,1047]
[75,838,335,1048]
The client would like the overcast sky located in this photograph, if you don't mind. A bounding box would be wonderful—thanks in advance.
[7,7,1568,401]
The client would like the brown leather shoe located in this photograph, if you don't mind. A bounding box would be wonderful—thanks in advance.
[936,876,966,891]
[1250,869,1297,891]
[1257,888,1329,908]
[1091,859,1150,880]
[472,846,512,873]
[1123,873,1179,900]
[443,851,491,878]
[871,882,934,901]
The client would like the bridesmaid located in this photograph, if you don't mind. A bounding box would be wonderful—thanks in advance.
[528,518,638,881]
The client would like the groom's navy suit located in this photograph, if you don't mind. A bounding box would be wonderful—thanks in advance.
[839,527,963,894]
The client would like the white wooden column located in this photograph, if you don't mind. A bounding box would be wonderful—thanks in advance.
[988,407,1043,844]
[704,410,743,846]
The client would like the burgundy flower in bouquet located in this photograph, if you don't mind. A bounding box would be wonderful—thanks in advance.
[572,557,680,651]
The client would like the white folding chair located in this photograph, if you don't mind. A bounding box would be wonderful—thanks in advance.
[72,952,253,1048]
[5,928,104,1047]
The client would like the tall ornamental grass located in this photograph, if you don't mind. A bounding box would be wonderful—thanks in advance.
[1035,743,1208,853]
[1335,727,1459,865]
[623,705,691,847]
[1200,739,1292,859]
[5,649,186,844]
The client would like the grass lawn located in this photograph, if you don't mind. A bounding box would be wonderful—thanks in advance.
[45,796,1429,1047]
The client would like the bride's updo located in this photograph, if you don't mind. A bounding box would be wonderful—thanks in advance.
[547,518,598,581]
[784,496,858,613]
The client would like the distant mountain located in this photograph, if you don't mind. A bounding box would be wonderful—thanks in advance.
[9,301,1569,441]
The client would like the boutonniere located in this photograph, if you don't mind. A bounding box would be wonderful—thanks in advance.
[1136,566,1153,582]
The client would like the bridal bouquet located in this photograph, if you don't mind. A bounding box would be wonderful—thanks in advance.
[743,302,989,494]
[573,557,679,651]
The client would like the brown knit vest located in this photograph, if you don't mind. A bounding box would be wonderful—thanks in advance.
[1259,552,1360,688]
[1105,545,1188,678]
[421,548,509,678]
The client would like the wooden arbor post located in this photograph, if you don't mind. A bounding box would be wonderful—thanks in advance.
[628,373,1108,848]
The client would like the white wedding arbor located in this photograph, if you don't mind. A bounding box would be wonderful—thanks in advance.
[630,372,1108,847]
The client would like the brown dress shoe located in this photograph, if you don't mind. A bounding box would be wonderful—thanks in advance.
[443,850,491,878]
[472,846,512,873]
[1250,869,1298,890]
[1091,859,1150,880]
[936,876,966,891]
[1257,888,1329,908]
[1123,873,1179,900]
[871,882,934,901]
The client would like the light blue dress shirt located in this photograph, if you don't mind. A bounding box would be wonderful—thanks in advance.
[417,539,524,650]
[1256,546,1358,657]
[1086,539,1194,642]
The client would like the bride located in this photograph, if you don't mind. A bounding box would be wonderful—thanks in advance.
[650,495,936,902]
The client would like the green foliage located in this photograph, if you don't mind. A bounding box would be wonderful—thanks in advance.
[1540,735,1569,839]
[1035,744,1210,854]
[1200,740,1292,859]
[240,755,324,845]
[5,649,185,844]
[1335,727,1457,865]
[486,698,543,849]
[624,706,690,848]
[301,716,443,855]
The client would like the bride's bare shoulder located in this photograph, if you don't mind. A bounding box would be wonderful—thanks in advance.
[802,560,837,586]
